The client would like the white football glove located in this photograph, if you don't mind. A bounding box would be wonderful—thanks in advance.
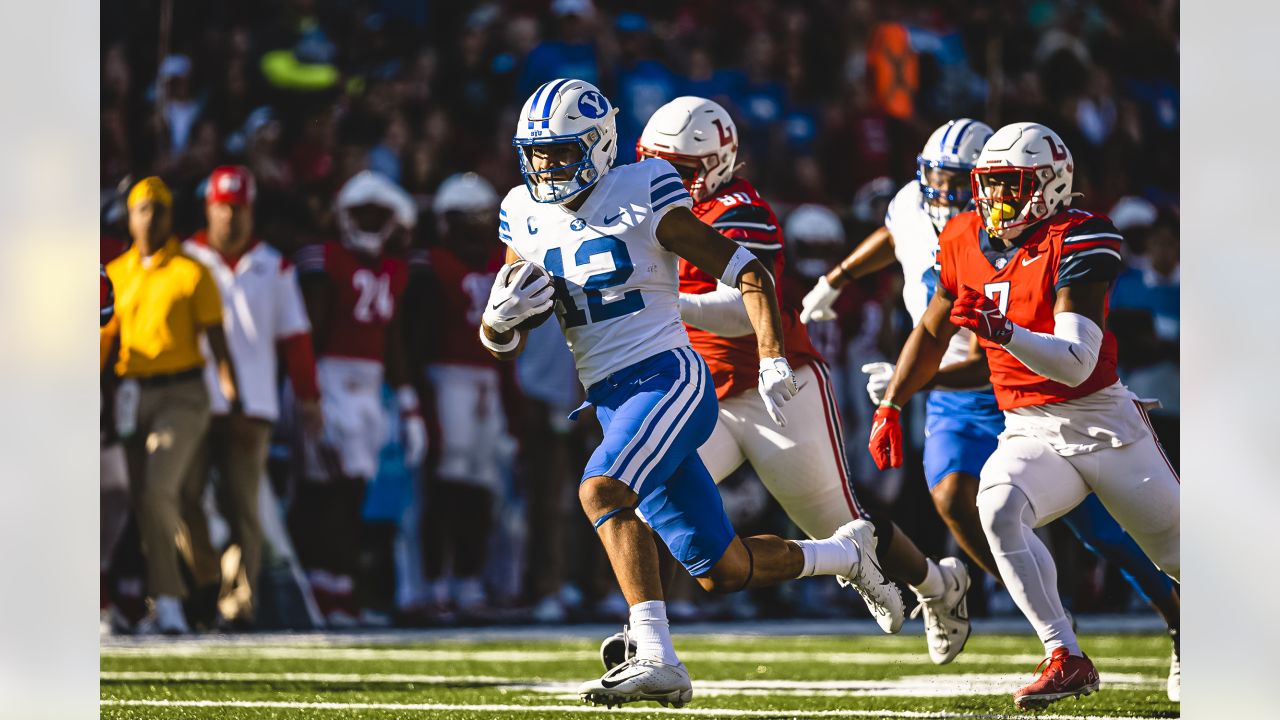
[800,276,841,323]
[397,386,428,467]
[481,262,555,334]
[758,357,800,427]
[861,362,895,406]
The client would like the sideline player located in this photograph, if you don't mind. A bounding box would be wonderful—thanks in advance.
[407,171,510,619]
[867,122,1180,709]
[291,170,428,626]
[802,118,1180,699]
[612,96,970,664]
[482,79,902,708]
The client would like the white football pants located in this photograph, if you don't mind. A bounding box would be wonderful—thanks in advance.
[977,402,1180,653]
[697,362,866,539]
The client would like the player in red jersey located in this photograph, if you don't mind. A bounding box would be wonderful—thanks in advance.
[291,170,427,627]
[594,96,975,664]
[406,172,511,620]
[870,123,1180,710]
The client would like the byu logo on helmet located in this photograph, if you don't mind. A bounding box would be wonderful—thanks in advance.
[513,78,620,204]
[578,91,608,119]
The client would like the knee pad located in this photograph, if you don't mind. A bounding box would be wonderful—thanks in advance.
[977,483,1034,553]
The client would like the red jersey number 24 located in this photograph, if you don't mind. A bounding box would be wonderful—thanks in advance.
[352,269,394,323]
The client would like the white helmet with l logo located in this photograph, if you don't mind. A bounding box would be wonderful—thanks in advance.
[637,96,739,203]
[971,122,1074,237]
[513,78,620,204]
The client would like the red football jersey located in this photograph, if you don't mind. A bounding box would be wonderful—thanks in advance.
[424,246,504,366]
[679,178,823,399]
[295,240,409,362]
[937,208,1123,410]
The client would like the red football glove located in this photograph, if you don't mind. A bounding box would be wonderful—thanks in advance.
[950,285,1014,344]
[868,404,903,470]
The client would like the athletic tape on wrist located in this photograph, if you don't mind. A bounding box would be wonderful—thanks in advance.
[721,245,757,287]
[878,399,902,412]
[478,325,521,353]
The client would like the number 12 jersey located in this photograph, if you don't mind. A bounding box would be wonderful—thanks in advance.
[498,158,694,388]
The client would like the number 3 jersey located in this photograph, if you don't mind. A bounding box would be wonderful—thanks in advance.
[498,158,693,388]
[936,208,1124,410]
[295,240,409,362]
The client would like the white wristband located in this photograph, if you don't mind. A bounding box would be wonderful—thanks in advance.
[478,325,522,353]
[721,245,757,287]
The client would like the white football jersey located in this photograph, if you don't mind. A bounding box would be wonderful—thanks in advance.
[883,181,977,380]
[499,158,693,388]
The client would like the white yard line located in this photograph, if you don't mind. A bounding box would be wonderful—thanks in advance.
[100,645,1168,667]
[101,670,1162,698]
[98,616,1169,646]
[98,698,1170,720]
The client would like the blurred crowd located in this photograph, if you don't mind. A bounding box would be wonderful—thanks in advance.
[100,0,1179,633]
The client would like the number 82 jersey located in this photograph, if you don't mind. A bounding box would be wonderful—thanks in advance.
[499,158,693,388]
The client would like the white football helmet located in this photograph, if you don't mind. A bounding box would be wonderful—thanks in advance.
[434,172,498,215]
[917,119,993,232]
[513,78,620,204]
[336,170,417,255]
[637,96,739,203]
[971,122,1074,237]
[785,204,846,280]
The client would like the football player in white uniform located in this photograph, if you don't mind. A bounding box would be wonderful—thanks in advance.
[481,78,903,709]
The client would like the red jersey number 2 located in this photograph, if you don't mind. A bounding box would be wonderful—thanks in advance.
[984,281,1010,314]
[353,269,394,323]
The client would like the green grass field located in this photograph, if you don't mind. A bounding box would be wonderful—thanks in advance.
[101,629,1178,719]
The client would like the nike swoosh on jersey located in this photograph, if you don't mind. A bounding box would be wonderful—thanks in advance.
[1021,254,1044,266]
[603,212,623,224]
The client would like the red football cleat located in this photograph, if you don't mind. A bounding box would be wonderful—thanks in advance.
[1013,647,1100,710]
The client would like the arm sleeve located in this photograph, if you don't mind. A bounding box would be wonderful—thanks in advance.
[274,263,312,339]
[191,264,224,327]
[680,282,755,337]
[1003,311,1103,387]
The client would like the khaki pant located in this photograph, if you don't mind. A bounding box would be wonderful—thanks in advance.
[181,414,273,614]
[124,376,210,599]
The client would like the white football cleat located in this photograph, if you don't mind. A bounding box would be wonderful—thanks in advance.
[910,556,971,664]
[834,519,904,633]
[1167,634,1180,702]
[579,657,693,708]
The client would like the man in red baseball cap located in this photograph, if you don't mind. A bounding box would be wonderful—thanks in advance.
[181,165,322,630]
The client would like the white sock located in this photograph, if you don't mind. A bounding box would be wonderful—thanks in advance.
[794,536,859,578]
[629,600,679,665]
[912,559,945,599]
